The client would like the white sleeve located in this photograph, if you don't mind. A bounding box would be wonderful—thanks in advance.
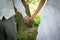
[14,0,27,17]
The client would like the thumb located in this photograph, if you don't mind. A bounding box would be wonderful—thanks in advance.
[29,17,33,21]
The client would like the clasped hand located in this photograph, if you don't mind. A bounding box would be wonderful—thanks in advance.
[23,16,34,23]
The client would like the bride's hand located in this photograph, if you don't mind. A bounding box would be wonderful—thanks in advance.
[30,13,37,21]
[29,16,35,21]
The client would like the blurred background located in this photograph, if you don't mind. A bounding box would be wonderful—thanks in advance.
[14,0,40,40]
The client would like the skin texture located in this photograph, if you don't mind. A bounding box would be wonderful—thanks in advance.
[30,0,46,21]
[23,16,30,23]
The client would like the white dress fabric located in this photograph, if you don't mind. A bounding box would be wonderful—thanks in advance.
[36,0,60,40]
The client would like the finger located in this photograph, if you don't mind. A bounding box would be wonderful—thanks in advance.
[26,19,29,23]
[29,17,33,21]
[24,19,27,23]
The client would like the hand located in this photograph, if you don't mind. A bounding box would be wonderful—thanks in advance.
[30,15,35,21]
[29,13,36,21]
[23,16,30,23]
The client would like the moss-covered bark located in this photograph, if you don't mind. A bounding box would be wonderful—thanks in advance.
[14,0,32,40]
[14,0,31,32]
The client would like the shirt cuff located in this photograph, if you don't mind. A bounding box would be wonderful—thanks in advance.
[21,12,27,17]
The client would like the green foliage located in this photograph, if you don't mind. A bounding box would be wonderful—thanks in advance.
[34,14,40,26]
[29,0,40,4]
[17,27,37,40]
[26,28,37,40]
[17,31,26,40]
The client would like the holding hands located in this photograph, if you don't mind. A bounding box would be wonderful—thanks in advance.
[23,0,45,23]
[23,14,35,23]
[23,16,30,23]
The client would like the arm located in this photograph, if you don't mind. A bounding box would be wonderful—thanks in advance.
[30,0,46,20]
[14,0,27,17]
[14,0,30,23]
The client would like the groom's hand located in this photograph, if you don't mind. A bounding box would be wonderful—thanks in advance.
[23,16,30,23]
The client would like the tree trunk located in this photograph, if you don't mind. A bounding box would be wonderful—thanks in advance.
[14,1,31,40]
[14,0,31,32]
[22,0,31,16]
